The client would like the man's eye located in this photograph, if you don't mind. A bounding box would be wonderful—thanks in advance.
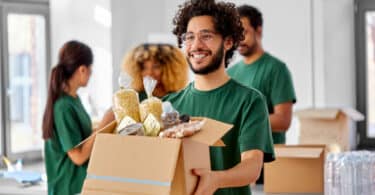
[185,35,194,41]
[201,34,212,40]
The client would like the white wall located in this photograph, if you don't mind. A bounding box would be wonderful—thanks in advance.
[111,0,171,90]
[50,0,113,119]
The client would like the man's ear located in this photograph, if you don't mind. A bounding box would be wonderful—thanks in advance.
[223,37,234,51]
[256,26,263,38]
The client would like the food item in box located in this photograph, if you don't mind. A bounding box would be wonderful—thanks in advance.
[143,114,161,136]
[140,97,163,122]
[113,89,141,122]
[161,101,180,129]
[118,123,144,136]
[116,116,137,133]
[139,76,163,135]
[113,72,141,122]
[159,120,205,138]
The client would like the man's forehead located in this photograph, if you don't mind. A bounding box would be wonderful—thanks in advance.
[187,15,215,32]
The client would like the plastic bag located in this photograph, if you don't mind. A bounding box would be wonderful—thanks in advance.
[113,72,141,122]
[159,119,205,138]
[139,76,163,136]
[161,101,180,129]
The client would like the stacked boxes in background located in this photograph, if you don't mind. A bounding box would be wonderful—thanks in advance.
[264,107,365,194]
[295,108,364,151]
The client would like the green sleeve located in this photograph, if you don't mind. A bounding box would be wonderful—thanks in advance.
[238,93,275,163]
[54,105,83,152]
[270,64,296,106]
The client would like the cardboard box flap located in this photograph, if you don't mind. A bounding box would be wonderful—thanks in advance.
[275,147,324,158]
[295,108,339,119]
[188,118,233,146]
[295,108,364,121]
[341,108,365,121]
[86,134,181,191]
[75,120,117,148]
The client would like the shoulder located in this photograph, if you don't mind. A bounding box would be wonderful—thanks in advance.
[227,61,243,73]
[163,83,191,101]
[54,95,75,112]
[264,53,289,71]
[228,79,265,101]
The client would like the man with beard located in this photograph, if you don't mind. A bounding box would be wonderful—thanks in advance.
[228,5,296,184]
[229,5,296,145]
[163,1,274,195]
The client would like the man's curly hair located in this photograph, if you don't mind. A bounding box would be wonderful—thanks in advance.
[172,0,244,67]
[122,43,189,93]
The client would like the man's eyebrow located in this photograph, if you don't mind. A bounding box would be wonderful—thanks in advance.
[185,29,215,34]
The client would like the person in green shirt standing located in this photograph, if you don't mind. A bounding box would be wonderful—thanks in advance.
[164,1,275,194]
[228,5,297,145]
[228,5,297,185]
[42,40,114,195]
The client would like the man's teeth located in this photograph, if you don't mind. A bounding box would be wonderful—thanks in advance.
[192,54,207,59]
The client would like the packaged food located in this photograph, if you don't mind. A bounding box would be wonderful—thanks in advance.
[143,114,161,136]
[139,76,163,122]
[118,123,145,136]
[113,73,141,122]
[116,116,137,133]
[159,119,205,138]
[139,76,163,136]
[161,101,180,129]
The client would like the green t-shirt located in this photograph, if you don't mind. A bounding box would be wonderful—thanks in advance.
[163,79,274,195]
[44,94,92,195]
[228,53,296,144]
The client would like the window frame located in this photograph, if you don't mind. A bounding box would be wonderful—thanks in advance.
[0,1,50,163]
[355,0,375,149]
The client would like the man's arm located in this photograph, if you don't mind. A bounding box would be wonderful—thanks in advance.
[192,150,263,195]
[269,102,293,132]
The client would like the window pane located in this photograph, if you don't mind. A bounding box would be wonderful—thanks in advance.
[366,12,375,138]
[7,13,47,153]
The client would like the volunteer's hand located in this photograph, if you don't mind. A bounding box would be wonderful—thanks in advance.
[192,168,219,195]
[97,108,115,129]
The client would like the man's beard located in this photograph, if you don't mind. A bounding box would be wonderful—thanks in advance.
[238,42,257,57]
[187,43,224,75]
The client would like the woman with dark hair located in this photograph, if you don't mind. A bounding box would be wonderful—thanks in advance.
[42,40,114,195]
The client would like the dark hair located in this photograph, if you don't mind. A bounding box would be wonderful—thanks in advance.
[172,0,244,66]
[42,40,93,139]
[237,5,263,29]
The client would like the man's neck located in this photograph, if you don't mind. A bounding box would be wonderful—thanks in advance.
[243,47,265,65]
[194,65,230,91]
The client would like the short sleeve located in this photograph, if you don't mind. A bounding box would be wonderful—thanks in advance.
[238,93,275,163]
[54,105,82,152]
[270,64,296,106]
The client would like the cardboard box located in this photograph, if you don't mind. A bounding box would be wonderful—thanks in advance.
[295,108,364,151]
[81,118,232,195]
[264,144,326,193]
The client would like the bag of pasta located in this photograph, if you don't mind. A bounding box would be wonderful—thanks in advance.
[140,76,163,136]
[113,72,141,123]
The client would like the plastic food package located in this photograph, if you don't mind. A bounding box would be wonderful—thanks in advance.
[139,76,163,136]
[161,101,180,129]
[159,120,205,138]
[118,123,145,136]
[113,72,141,122]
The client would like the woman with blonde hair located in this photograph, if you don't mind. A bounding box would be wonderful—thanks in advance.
[122,43,189,100]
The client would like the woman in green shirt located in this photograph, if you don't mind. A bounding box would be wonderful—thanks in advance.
[42,40,114,195]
